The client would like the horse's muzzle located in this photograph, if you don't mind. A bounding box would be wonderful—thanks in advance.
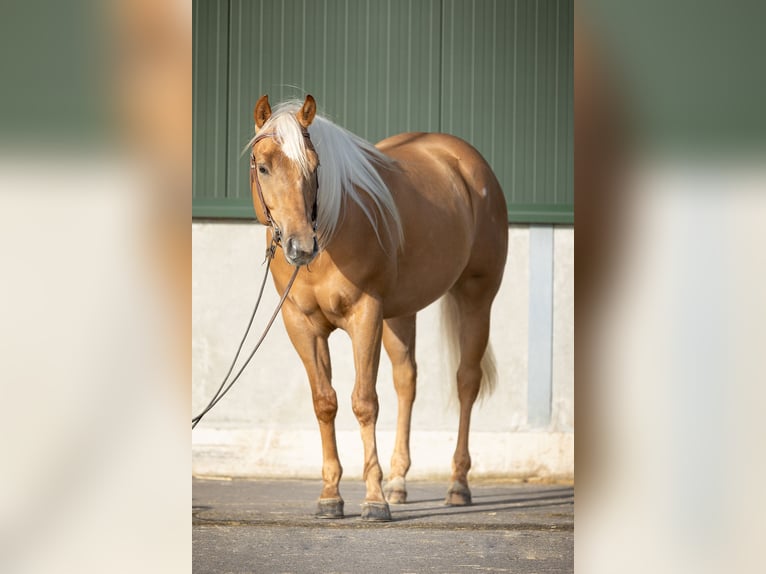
[284,235,318,266]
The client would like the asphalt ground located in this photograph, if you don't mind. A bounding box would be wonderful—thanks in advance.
[193,477,574,574]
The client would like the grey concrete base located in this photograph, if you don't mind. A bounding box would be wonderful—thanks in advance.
[193,477,573,573]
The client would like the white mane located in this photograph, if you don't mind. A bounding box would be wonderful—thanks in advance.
[248,100,403,251]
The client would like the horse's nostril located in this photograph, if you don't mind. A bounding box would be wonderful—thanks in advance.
[286,237,297,258]
[285,236,314,262]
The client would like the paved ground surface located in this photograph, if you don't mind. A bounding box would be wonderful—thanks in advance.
[193,477,573,573]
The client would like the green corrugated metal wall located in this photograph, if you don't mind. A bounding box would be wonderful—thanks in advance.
[193,0,573,223]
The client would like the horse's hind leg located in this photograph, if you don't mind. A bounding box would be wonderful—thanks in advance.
[445,283,495,506]
[381,315,417,504]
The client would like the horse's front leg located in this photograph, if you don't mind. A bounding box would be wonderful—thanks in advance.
[346,296,391,521]
[281,301,344,518]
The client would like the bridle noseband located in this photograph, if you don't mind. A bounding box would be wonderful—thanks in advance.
[250,129,320,250]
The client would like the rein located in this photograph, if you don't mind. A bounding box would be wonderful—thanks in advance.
[192,247,299,429]
[193,129,319,429]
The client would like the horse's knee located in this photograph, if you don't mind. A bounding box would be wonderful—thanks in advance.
[351,390,379,426]
[313,389,338,423]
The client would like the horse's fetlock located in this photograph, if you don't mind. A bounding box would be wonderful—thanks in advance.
[390,453,411,476]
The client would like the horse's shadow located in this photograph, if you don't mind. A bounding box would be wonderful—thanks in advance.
[387,487,574,523]
[192,505,213,517]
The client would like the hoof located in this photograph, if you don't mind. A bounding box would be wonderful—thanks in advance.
[445,481,472,506]
[383,477,407,504]
[385,489,407,505]
[316,497,344,519]
[361,501,392,522]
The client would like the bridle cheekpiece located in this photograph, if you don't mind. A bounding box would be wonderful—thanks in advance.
[250,128,320,254]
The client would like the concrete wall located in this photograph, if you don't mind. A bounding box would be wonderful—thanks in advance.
[192,222,573,480]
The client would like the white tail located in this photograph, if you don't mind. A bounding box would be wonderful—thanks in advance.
[441,293,498,403]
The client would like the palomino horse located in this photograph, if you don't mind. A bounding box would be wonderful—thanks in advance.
[249,94,508,521]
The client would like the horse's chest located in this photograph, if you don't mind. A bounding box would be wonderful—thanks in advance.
[318,291,355,327]
[289,285,354,329]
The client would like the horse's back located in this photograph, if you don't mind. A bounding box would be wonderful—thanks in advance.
[374,132,508,317]
[378,132,507,226]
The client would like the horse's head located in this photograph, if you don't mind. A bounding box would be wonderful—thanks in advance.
[251,94,320,266]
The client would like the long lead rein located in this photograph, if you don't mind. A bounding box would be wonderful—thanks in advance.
[192,247,300,429]
[193,127,316,428]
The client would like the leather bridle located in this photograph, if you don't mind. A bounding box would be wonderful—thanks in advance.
[250,129,319,248]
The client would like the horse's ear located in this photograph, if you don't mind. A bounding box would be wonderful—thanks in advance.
[297,94,317,129]
[254,95,271,129]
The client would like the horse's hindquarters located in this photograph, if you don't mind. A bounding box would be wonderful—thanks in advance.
[377,133,508,318]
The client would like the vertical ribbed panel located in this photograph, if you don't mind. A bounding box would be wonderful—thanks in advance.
[442,0,573,222]
[226,0,442,211]
[192,0,232,216]
[193,0,573,223]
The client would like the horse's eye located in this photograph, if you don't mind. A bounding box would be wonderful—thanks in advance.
[258,166,268,175]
